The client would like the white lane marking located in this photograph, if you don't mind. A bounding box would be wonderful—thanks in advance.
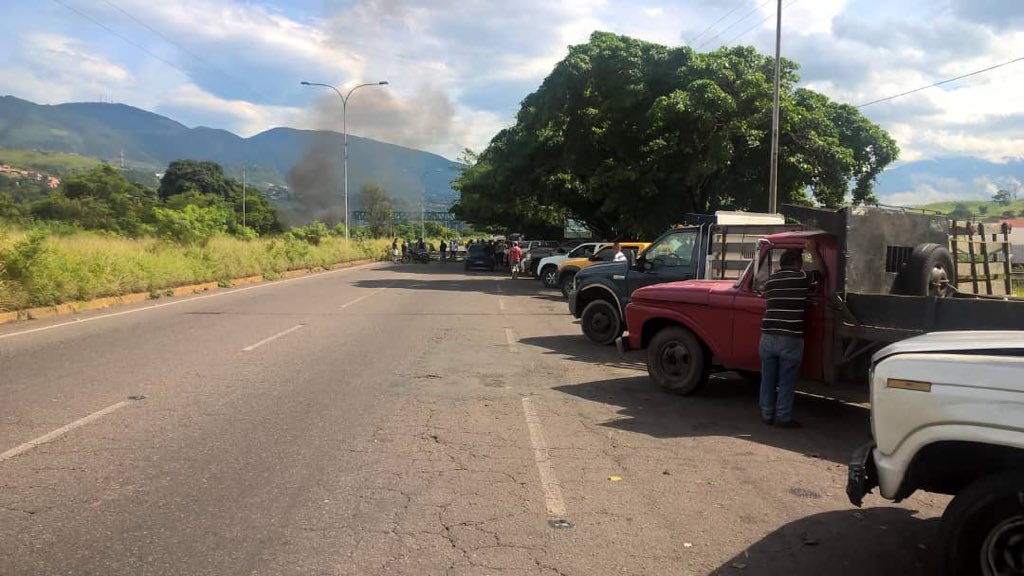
[242,324,305,351]
[498,298,506,312]
[0,400,132,463]
[0,262,376,342]
[504,327,518,353]
[339,287,386,309]
[521,397,568,518]
[495,283,503,294]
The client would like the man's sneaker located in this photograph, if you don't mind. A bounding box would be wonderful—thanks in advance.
[775,420,803,429]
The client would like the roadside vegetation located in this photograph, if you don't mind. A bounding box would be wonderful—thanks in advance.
[0,159,402,311]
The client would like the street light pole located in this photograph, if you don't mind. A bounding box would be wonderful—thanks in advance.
[768,0,783,214]
[301,80,390,239]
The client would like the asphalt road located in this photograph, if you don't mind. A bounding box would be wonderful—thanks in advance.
[0,261,949,575]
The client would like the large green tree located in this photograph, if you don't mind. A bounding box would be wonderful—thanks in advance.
[158,159,281,235]
[158,160,233,200]
[360,182,393,238]
[454,32,899,238]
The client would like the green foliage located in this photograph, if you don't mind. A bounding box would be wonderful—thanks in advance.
[27,165,157,235]
[361,182,394,238]
[978,204,989,215]
[950,202,972,219]
[0,149,102,177]
[285,221,330,245]
[152,204,229,245]
[158,159,233,200]
[994,189,1014,206]
[454,32,899,238]
[0,227,386,308]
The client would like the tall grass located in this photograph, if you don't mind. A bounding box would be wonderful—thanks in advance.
[0,228,387,309]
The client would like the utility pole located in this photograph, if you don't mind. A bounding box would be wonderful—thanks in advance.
[768,0,783,214]
[242,164,247,229]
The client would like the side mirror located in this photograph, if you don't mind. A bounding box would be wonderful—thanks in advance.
[588,255,601,261]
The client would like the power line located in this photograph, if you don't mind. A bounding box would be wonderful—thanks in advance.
[698,0,772,50]
[51,0,189,76]
[856,54,1024,108]
[723,0,800,45]
[52,0,264,114]
[98,0,268,100]
[687,0,746,46]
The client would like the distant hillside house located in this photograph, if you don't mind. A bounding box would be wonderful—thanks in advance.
[0,164,60,188]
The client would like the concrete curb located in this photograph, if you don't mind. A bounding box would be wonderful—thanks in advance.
[0,258,375,326]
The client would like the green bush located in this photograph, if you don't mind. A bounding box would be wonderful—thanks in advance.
[153,204,229,246]
[286,221,330,245]
[0,227,388,309]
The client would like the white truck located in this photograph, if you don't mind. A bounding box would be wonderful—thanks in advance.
[536,242,604,288]
[847,330,1024,576]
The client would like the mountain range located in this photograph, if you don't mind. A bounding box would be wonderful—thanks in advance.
[0,95,461,213]
[1,95,1021,216]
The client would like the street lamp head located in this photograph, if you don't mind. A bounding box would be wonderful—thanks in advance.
[300,81,311,85]
[378,81,389,85]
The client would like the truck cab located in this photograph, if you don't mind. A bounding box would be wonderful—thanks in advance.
[848,331,1024,576]
[625,205,1024,396]
[569,212,798,345]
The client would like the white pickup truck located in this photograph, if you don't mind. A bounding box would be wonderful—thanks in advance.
[847,330,1024,576]
[536,242,604,288]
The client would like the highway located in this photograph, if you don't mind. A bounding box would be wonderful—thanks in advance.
[0,262,947,575]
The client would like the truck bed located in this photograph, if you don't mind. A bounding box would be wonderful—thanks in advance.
[842,292,1024,342]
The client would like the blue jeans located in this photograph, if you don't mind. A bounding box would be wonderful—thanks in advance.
[759,333,804,422]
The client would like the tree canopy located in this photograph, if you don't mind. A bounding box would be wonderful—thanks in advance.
[360,182,394,238]
[453,32,899,238]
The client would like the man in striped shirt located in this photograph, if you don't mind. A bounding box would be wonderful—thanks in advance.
[759,244,817,428]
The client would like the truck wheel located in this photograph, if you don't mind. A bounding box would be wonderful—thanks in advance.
[560,274,576,299]
[939,471,1024,576]
[647,327,709,395]
[541,265,559,288]
[900,243,955,297]
[581,300,623,345]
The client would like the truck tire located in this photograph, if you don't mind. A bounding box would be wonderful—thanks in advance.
[560,273,576,299]
[900,243,955,297]
[938,471,1024,576]
[581,299,623,345]
[541,265,559,288]
[647,326,709,395]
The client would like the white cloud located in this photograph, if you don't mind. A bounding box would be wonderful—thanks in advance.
[1,0,1022,175]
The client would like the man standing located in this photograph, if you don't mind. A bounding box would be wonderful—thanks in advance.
[759,244,817,428]
[612,242,627,262]
[439,239,448,264]
[508,241,524,280]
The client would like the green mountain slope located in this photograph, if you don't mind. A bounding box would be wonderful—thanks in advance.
[0,96,460,214]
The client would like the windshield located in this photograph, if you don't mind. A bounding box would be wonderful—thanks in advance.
[568,244,598,258]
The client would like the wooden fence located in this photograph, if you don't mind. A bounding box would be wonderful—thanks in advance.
[948,220,1019,296]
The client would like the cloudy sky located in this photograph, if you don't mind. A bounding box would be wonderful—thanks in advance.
[2,0,1023,202]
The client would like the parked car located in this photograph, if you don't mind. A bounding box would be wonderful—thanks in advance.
[569,212,798,344]
[624,204,1024,395]
[536,242,604,289]
[556,242,650,298]
[847,330,1024,576]
[463,244,495,271]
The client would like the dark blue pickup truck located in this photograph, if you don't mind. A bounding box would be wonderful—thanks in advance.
[568,212,799,344]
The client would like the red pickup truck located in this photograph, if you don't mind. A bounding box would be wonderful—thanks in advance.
[624,205,1024,395]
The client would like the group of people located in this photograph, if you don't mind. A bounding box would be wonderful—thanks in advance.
[390,237,462,263]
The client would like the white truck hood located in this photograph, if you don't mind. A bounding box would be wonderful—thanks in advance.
[873,331,1024,363]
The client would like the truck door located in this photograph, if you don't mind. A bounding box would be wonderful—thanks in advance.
[732,247,827,379]
[627,229,699,294]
